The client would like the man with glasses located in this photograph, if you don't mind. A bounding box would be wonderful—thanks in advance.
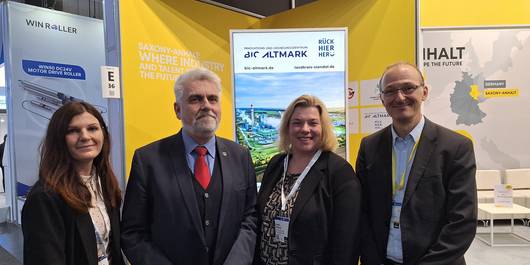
[356,62,477,265]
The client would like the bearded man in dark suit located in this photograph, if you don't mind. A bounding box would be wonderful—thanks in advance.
[121,68,257,265]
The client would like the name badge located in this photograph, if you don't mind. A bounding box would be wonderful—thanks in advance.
[390,200,402,230]
[274,216,290,243]
[98,256,109,265]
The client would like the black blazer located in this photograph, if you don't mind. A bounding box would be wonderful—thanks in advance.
[255,151,361,265]
[22,180,124,265]
[356,118,477,265]
[121,131,257,265]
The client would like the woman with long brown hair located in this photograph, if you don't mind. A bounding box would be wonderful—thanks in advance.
[22,101,124,265]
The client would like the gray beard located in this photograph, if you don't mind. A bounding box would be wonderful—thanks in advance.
[192,116,218,135]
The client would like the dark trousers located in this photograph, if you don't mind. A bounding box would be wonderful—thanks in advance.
[385,258,403,265]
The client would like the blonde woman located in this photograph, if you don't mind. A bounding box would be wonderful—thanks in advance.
[255,95,361,265]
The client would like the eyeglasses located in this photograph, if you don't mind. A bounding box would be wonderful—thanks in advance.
[380,85,422,98]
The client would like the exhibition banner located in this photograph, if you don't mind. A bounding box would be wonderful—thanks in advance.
[347,79,392,136]
[5,2,107,194]
[231,28,347,178]
[421,27,530,169]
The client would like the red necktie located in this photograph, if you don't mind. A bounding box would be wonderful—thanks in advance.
[194,146,211,189]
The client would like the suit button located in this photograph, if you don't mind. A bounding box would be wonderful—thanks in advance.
[205,193,209,199]
[205,220,210,226]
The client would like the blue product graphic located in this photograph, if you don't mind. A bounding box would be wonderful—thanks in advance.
[22,60,86,80]
[20,80,107,119]
[5,2,108,201]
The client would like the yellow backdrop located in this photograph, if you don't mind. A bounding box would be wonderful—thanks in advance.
[119,0,259,175]
[421,0,530,27]
[257,0,415,164]
[119,0,415,176]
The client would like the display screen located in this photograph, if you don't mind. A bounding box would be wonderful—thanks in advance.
[231,29,348,180]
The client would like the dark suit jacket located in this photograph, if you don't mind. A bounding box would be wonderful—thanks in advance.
[121,132,258,265]
[255,151,361,265]
[22,180,124,265]
[356,118,477,265]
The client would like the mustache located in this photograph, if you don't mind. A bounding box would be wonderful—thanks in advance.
[391,101,409,106]
[196,111,216,119]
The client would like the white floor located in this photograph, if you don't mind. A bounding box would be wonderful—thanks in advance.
[466,223,530,265]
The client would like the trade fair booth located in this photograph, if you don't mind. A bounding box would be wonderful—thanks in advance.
[0,0,529,264]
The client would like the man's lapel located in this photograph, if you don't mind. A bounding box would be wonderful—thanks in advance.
[377,127,394,221]
[403,119,437,206]
[169,132,205,242]
[215,138,233,242]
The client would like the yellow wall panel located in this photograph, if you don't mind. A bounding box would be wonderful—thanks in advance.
[119,0,259,176]
[257,0,415,163]
[119,0,414,173]
[421,0,530,27]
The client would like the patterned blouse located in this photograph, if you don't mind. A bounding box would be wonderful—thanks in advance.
[259,173,301,265]
[81,174,111,265]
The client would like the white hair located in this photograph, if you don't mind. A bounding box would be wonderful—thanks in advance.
[173,67,222,103]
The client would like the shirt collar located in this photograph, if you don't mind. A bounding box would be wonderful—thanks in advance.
[181,129,216,157]
[391,115,425,145]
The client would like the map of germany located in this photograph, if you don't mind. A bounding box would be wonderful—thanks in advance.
[423,28,530,170]
[450,72,486,125]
